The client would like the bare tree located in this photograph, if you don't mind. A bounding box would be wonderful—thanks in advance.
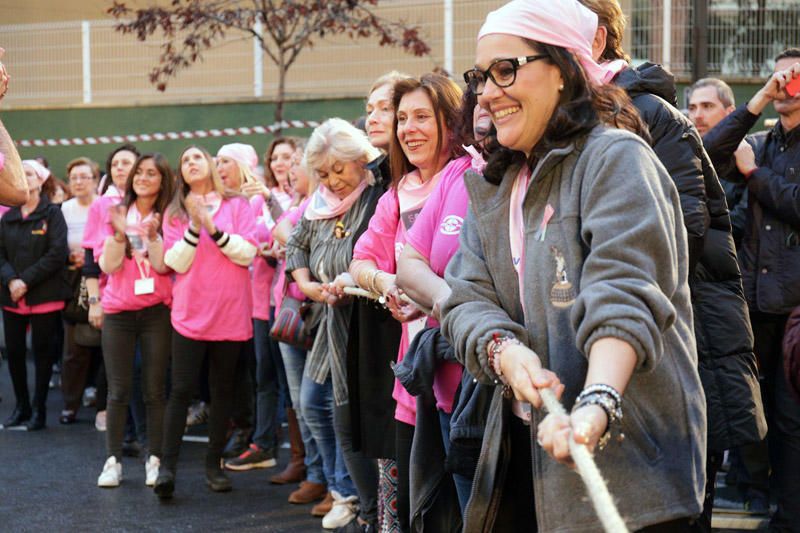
[108,0,431,128]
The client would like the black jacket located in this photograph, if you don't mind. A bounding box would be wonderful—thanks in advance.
[704,110,769,246]
[394,327,461,533]
[346,153,402,459]
[615,63,711,269]
[703,104,800,316]
[615,64,766,451]
[0,197,70,307]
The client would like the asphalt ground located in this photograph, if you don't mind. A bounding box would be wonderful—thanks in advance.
[0,357,323,533]
[0,355,766,532]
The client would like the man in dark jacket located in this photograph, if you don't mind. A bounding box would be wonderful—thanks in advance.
[689,78,755,246]
[579,1,766,530]
[701,49,800,532]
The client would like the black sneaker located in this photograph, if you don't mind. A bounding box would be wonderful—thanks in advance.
[222,428,250,458]
[224,444,277,471]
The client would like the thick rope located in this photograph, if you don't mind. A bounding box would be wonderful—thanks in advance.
[539,388,629,533]
[342,286,432,316]
[346,286,626,531]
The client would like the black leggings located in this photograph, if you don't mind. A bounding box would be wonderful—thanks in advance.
[3,310,61,412]
[160,329,242,472]
[395,420,414,531]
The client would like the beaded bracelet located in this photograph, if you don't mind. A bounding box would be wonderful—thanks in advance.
[487,333,522,379]
[572,385,624,450]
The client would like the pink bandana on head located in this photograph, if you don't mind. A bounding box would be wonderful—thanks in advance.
[217,143,259,175]
[22,159,50,184]
[477,0,627,86]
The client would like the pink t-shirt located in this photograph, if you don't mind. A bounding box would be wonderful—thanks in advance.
[405,156,471,414]
[250,195,276,321]
[82,192,123,253]
[92,205,172,315]
[82,193,123,297]
[4,297,65,315]
[0,205,10,219]
[272,198,310,314]
[163,196,257,341]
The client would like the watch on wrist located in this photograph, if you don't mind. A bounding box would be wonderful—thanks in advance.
[88,296,101,305]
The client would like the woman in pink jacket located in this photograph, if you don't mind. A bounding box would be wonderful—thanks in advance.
[348,72,465,530]
[154,146,257,499]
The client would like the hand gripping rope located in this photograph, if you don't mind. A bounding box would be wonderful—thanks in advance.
[346,285,629,532]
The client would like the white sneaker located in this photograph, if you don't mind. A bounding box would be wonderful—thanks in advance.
[321,490,359,529]
[145,455,160,487]
[97,456,122,488]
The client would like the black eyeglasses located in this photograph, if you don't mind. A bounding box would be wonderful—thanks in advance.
[463,55,548,95]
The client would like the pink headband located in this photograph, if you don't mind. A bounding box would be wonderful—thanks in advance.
[217,143,259,175]
[478,0,626,85]
[22,159,51,183]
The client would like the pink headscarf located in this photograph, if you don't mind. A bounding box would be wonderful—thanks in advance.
[478,0,627,85]
[22,159,51,184]
[217,143,259,175]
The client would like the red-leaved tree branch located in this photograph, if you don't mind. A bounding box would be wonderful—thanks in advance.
[108,0,431,129]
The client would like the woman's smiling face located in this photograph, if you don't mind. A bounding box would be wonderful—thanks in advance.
[475,35,563,156]
[396,88,444,172]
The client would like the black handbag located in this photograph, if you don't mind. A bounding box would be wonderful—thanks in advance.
[74,322,102,348]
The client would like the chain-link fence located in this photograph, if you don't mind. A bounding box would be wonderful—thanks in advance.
[0,1,503,109]
[630,0,800,81]
[2,1,799,109]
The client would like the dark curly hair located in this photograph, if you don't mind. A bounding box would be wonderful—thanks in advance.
[483,41,648,184]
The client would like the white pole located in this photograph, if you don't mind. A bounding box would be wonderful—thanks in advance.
[662,0,671,70]
[254,20,264,98]
[82,21,92,104]
[444,0,454,75]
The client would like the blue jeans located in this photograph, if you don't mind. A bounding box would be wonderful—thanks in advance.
[439,410,473,513]
[300,371,354,496]
[252,318,282,451]
[279,342,325,485]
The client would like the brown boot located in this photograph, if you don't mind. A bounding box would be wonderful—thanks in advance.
[270,408,307,484]
[289,481,327,505]
[310,490,334,516]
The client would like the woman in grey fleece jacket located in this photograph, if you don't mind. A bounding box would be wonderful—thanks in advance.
[443,3,707,532]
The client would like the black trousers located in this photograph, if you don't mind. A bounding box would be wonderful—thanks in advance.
[395,420,415,532]
[3,310,61,412]
[102,304,171,460]
[751,311,800,531]
[160,329,242,471]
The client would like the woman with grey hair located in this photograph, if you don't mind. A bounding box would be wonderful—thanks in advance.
[284,118,383,530]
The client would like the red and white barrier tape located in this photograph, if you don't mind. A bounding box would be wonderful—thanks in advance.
[14,120,322,148]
